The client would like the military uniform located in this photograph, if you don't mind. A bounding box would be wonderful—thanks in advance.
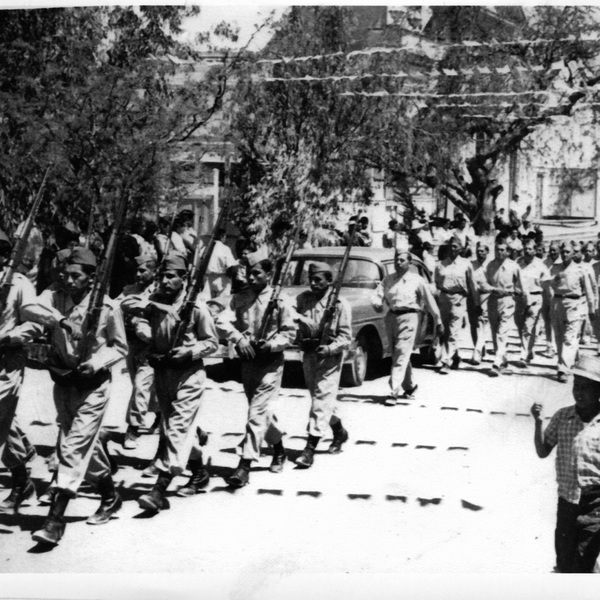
[0,272,44,512]
[516,256,550,363]
[370,268,441,401]
[468,257,491,364]
[485,257,524,372]
[550,261,595,378]
[293,263,352,467]
[434,256,478,369]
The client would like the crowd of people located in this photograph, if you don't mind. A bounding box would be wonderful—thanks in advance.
[1,202,600,571]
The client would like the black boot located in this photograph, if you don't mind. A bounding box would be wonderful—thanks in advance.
[176,459,210,497]
[269,440,287,473]
[296,435,320,469]
[328,421,349,454]
[228,459,251,488]
[0,464,35,514]
[32,491,70,545]
[138,472,172,512]
[87,476,122,525]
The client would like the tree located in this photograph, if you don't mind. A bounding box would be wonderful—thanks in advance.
[230,6,376,247]
[0,6,231,238]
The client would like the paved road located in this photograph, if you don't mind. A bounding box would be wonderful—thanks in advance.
[0,332,583,576]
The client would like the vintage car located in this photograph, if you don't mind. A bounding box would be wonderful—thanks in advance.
[280,247,436,386]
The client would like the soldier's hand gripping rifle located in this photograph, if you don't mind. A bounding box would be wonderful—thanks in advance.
[248,223,302,356]
[0,167,50,313]
[76,189,129,372]
[301,223,357,353]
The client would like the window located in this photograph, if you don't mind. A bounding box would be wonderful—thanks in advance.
[284,258,382,289]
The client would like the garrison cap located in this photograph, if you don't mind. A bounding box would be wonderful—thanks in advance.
[68,247,97,268]
[161,251,187,272]
[246,247,269,268]
[573,355,600,384]
[308,261,333,276]
[135,253,156,267]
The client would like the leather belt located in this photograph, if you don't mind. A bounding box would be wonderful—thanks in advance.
[555,294,581,299]
[390,308,418,315]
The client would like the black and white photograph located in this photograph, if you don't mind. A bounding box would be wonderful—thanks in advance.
[2,3,600,598]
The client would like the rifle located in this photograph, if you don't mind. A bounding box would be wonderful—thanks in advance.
[250,223,302,351]
[77,189,129,366]
[0,167,50,312]
[159,198,181,262]
[302,223,358,352]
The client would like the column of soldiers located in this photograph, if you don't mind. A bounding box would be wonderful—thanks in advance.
[0,215,355,548]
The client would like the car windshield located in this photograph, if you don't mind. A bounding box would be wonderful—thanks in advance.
[283,258,381,289]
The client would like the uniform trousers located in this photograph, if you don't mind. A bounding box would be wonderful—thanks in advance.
[468,293,489,360]
[53,378,112,496]
[514,295,543,360]
[385,312,419,398]
[0,356,36,471]
[541,290,554,347]
[240,353,285,462]
[302,351,343,438]
[125,344,157,430]
[437,292,467,366]
[153,364,206,476]
[551,297,585,374]
[488,295,515,368]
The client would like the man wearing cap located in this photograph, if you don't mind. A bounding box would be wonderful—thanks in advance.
[468,242,491,365]
[371,243,443,405]
[215,248,296,487]
[531,355,600,572]
[485,238,525,377]
[117,254,159,450]
[550,243,595,383]
[434,235,479,374]
[579,241,598,348]
[515,238,551,368]
[0,230,45,514]
[121,251,218,510]
[22,247,128,545]
[293,262,352,468]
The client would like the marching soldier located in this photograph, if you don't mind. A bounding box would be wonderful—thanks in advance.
[370,242,443,405]
[434,235,479,374]
[550,243,595,383]
[515,238,551,368]
[121,251,219,510]
[215,248,296,487]
[23,247,128,545]
[468,242,491,365]
[293,262,352,468]
[542,243,561,356]
[0,230,44,513]
[118,254,159,450]
[485,238,525,377]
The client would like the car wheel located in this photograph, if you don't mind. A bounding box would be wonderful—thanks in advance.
[342,335,368,387]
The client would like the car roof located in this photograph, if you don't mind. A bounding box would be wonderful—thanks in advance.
[291,247,429,275]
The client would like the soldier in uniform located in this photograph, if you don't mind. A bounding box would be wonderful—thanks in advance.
[485,238,525,377]
[293,262,352,468]
[215,248,296,488]
[550,243,595,383]
[434,236,479,374]
[370,243,443,405]
[118,254,159,450]
[468,242,491,365]
[23,247,128,545]
[543,243,561,356]
[121,251,218,510]
[0,231,44,513]
[515,238,551,368]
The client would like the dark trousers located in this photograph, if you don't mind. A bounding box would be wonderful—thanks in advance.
[573,489,600,573]
[555,497,579,573]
